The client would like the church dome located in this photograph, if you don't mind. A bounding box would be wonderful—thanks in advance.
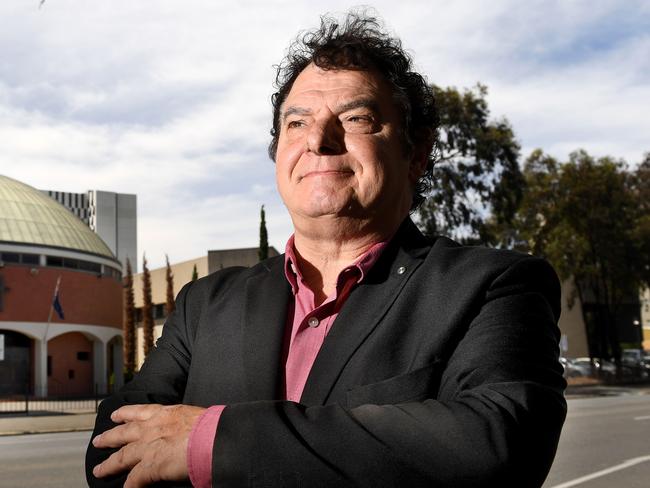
[0,174,114,259]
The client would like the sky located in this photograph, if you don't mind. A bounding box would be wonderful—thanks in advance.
[1,0,648,271]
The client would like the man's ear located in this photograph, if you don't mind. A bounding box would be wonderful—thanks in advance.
[408,142,431,184]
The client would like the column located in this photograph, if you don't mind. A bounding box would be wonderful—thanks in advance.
[93,340,107,395]
[34,338,48,397]
[112,338,124,390]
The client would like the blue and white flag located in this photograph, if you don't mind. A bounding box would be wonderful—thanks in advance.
[52,277,64,320]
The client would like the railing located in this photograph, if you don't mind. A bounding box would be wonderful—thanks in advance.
[0,383,111,415]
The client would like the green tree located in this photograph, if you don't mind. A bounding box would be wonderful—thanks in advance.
[165,254,175,317]
[122,258,136,379]
[511,149,649,368]
[191,263,198,282]
[142,254,155,358]
[630,153,650,286]
[259,204,269,261]
[418,84,524,245]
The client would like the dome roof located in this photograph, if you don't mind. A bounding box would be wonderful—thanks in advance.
[0,175,115,259]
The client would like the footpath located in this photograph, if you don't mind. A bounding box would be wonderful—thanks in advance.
[0,412,96,436]
[1,384,649,436]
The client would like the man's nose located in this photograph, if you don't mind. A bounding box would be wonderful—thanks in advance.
[307,118,344,155]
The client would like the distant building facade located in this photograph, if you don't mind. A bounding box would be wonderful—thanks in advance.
[1,175,124,397]
[43,189,137,272]
[558,278,645,358]
[132,247,279,367]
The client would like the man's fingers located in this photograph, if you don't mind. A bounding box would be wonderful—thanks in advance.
[111,403,162,423]
[123,461,156,488]
[93,441,142,478]
[93,422,144,449]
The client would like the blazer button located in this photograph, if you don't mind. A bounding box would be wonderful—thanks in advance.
[308,316,320,328]
[397,266,407,275]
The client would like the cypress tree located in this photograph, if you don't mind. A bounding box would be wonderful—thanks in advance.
[165,254,175,317]
[259,204,269,261]
[142,254,155,358]
[123,258,136,378]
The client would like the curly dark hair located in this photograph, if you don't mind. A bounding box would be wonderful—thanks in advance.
[268,10,439,210]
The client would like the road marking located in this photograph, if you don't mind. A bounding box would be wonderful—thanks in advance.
[548,455,650,488]
[634,415,650,420]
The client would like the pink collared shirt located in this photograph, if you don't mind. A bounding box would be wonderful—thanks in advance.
[187,236,388,488]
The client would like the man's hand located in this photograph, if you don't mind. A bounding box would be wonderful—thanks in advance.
[91,403,205,488]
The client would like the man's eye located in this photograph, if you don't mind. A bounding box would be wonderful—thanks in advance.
[347,115,370,123]
[287,120,305,129]
[343,114,375,133]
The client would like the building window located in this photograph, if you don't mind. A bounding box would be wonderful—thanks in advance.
[46,256,63,267]
[62,258,79,270]
[1,252,20,263]
[47,356,52,377]
[68,369,75,379]
[154,303,165,319]
[78,260,101,273]
[77,351,90,361]
[21,254,39,265]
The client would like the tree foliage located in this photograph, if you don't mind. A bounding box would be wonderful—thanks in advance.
[165,254,175,317]
[122,258,136,378]
[191,263,198,282]
[418,84,524,245]
[510,149,650,363]
[141,254,155,358]
[259,204,269,261]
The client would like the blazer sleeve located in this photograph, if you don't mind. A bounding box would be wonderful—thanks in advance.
[85,281,197,488]
[211,256,566,488]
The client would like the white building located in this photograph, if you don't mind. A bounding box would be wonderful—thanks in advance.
[43,189,137,272]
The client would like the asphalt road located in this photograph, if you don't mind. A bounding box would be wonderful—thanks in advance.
[1,393,648,488]
[543,393,650,487]
[0,431,90,488]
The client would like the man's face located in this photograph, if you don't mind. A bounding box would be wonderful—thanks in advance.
[275,64,425,230]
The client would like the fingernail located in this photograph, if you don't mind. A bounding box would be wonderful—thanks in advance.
[93,465,101,476]
[92,434,101,446]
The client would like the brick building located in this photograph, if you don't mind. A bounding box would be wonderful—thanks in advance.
[0,175,124,396]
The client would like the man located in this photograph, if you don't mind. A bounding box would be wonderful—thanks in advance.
[87,12,566,488]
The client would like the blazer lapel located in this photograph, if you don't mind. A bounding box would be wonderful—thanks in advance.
[300,219,432,405]
[241,256,291,400]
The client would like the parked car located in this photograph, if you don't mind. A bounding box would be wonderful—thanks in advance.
[559,357,582,378]
[570,357,616,379]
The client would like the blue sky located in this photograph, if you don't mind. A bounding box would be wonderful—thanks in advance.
[1,0,648,271]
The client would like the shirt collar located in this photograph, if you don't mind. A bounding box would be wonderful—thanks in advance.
[283,234,390,295]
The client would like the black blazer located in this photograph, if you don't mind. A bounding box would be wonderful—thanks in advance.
[86,219,566,487]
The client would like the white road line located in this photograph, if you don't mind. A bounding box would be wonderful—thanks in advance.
[634,415,650,420]
[548,455,650,488]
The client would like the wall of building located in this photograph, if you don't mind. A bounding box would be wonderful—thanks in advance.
[557,278,590,358]
[133,256,208,306]
[0,265,122,327]
[89,190,138,272]
[208,247,279,273]
[47,332,93,396]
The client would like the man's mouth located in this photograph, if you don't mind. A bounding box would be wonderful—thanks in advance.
[301,169,354,179]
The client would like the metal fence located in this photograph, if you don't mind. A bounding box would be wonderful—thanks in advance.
[0,383,109,415]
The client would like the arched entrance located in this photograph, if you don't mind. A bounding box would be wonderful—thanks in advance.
[0,329,31,395]
[47,332,93,397]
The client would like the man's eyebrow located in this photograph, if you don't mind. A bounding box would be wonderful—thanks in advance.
[281,98,381,122]
[281,106,311,122]
[337,98,380,114]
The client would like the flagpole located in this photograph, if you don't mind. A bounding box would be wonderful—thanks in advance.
[44,275,62,342]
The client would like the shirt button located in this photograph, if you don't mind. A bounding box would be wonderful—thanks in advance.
[308,316,320,328]
[397,266,407,275]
